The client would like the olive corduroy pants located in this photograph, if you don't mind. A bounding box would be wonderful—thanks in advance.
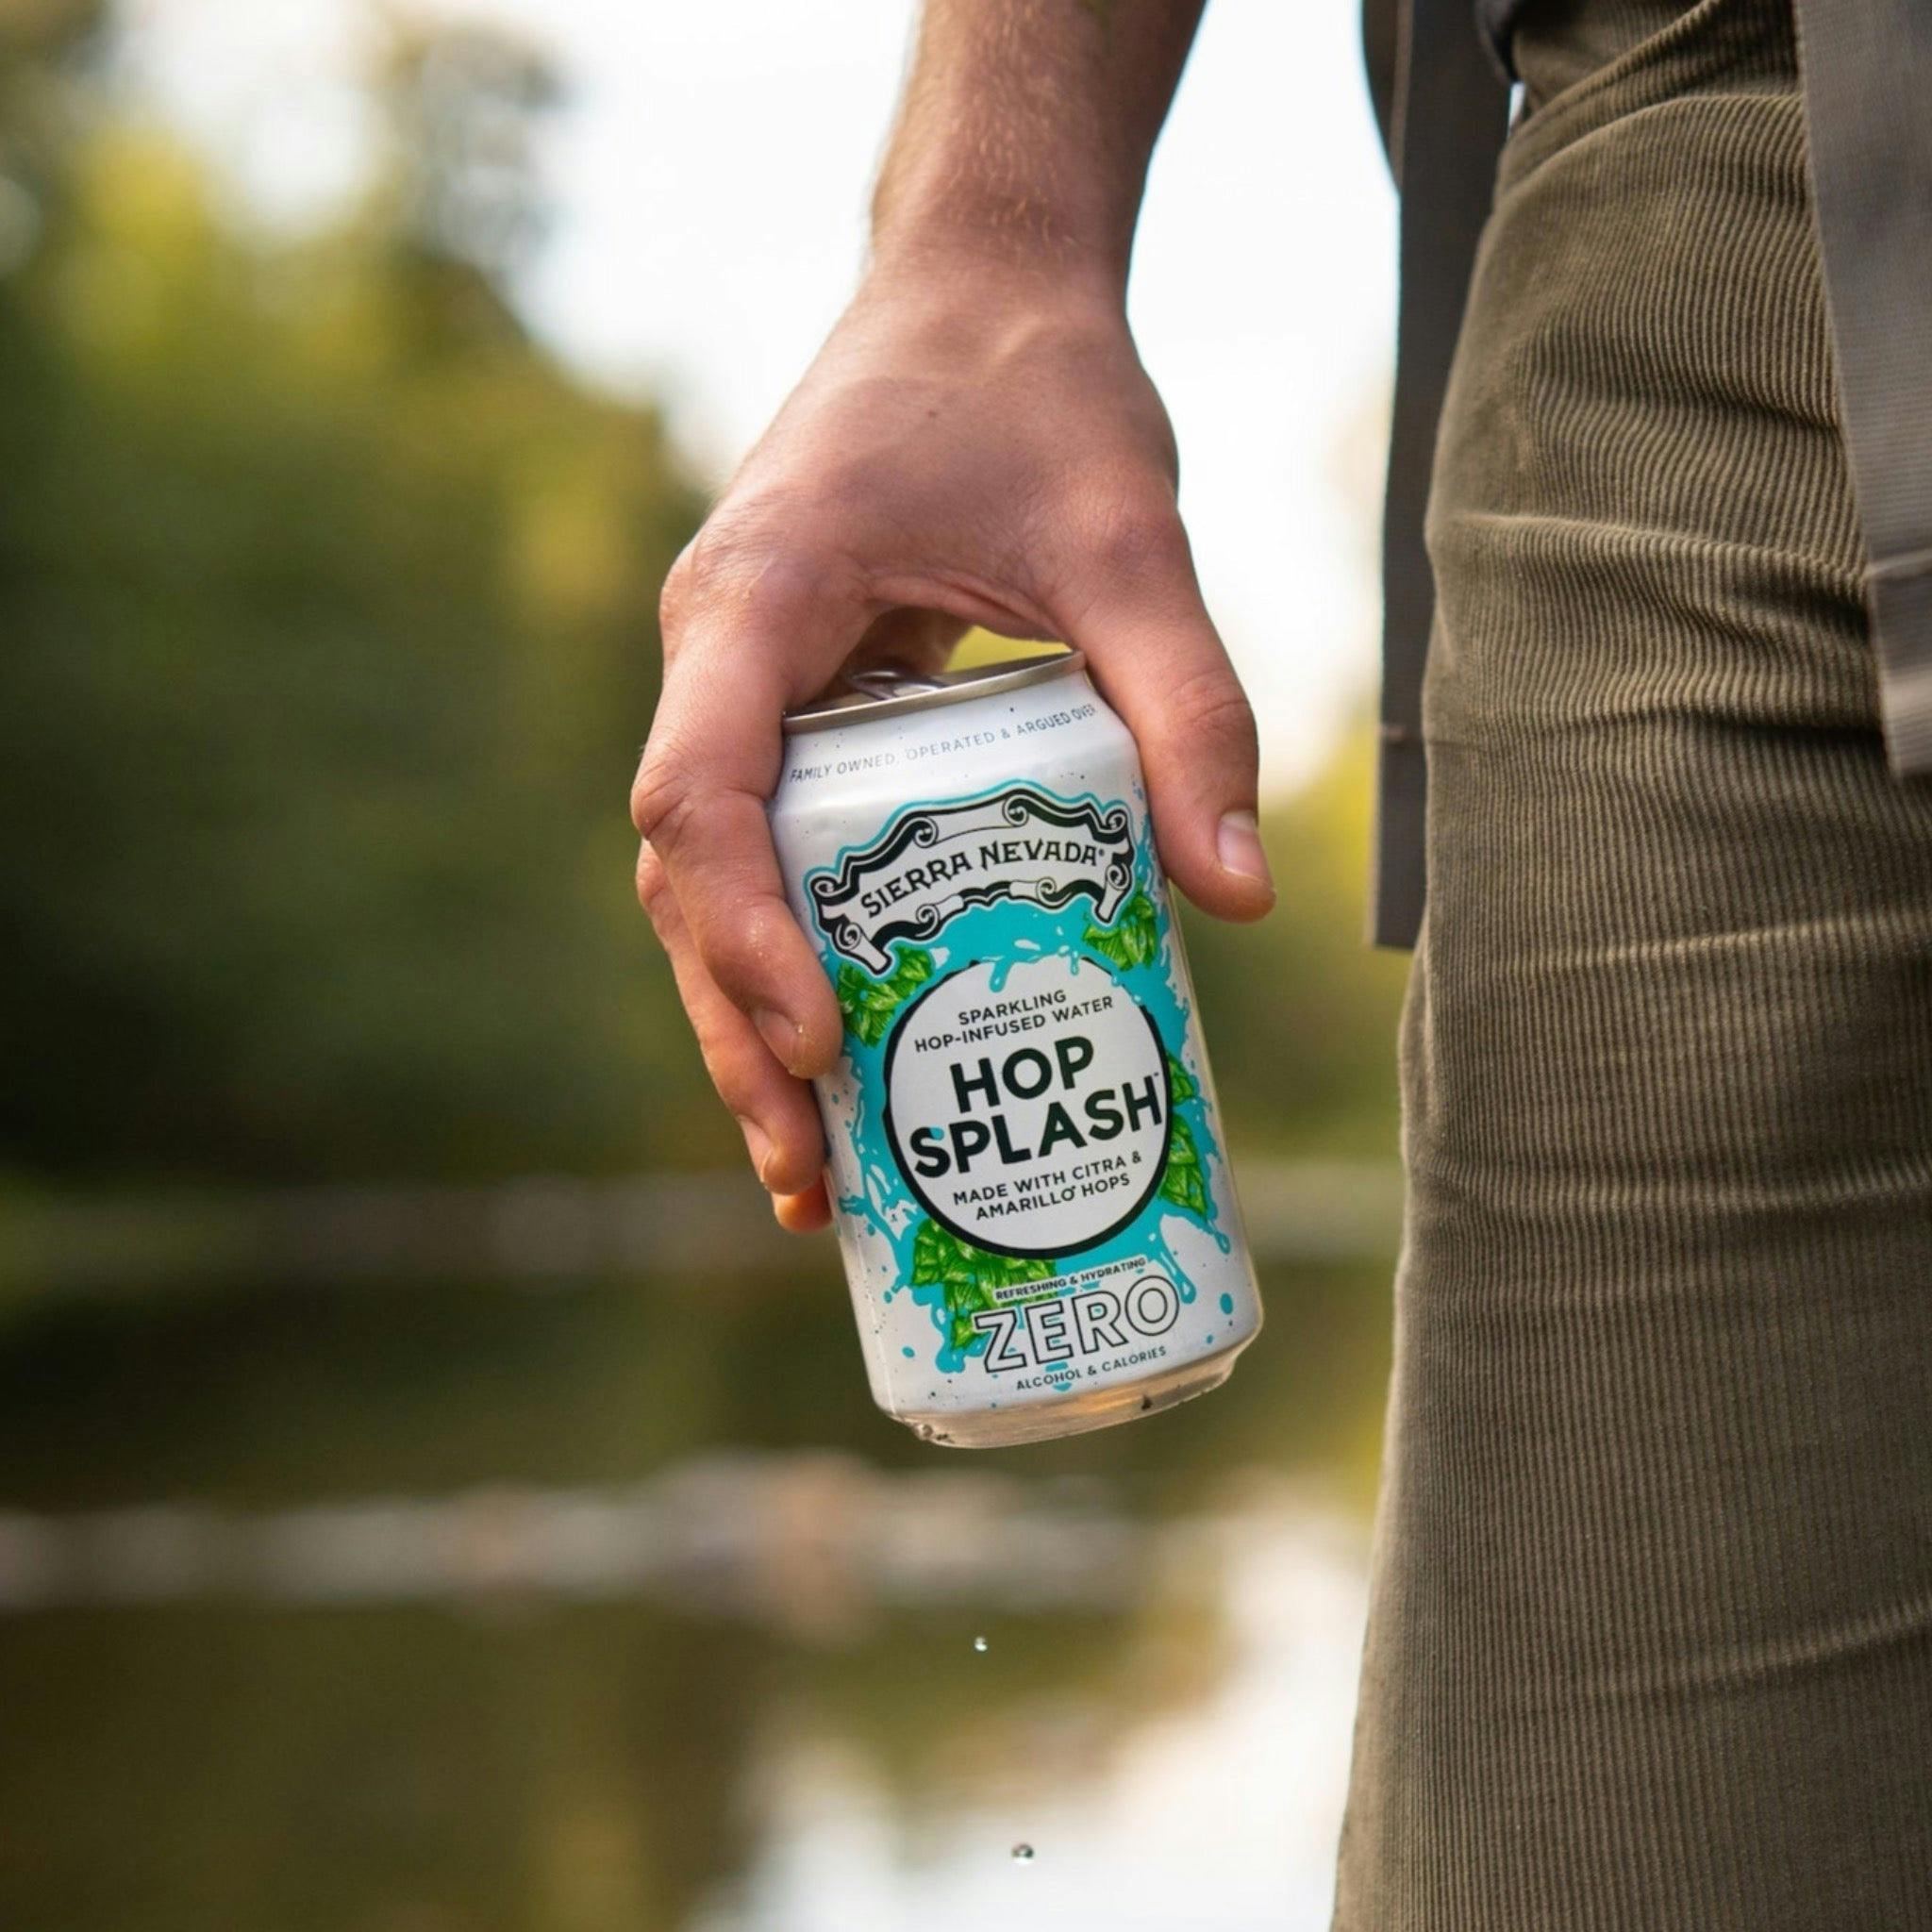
[1334,2,1932,1924]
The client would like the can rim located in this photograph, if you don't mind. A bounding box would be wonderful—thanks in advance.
[780,648,1084,736]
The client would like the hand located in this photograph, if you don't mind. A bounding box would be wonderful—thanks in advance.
[630,261,1273,1232]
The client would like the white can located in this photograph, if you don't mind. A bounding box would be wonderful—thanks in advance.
[771,650,1262,1446]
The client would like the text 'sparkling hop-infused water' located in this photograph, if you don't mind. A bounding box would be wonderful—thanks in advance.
[771,650,1262,1446]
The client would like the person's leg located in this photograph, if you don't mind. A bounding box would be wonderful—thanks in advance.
[1335,3,1932,1924]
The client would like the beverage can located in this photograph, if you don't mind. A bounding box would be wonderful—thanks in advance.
[770,649,1262,1446]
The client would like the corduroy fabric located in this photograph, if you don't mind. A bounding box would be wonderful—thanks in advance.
[1333,2,1932,1924]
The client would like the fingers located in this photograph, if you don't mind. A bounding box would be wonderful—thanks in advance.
[636,841,827,1200]
[1062,501,1274,924]
[774,1178,831,1234]
[632,563,858,1082]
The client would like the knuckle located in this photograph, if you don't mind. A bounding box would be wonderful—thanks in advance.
[658,514,868,695]
[1168,666,1257,761]
[658,516,764,647]
[741,548,858,633]
[1082,495,1191,586]
[680,514,757,597]
[634,841,673,920]
[698,895,792,996]
[668,500,860,634]
[628,753,694,844]
[657,542,700,640]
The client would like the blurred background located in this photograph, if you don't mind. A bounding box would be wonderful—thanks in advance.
[0,1,1407,1926]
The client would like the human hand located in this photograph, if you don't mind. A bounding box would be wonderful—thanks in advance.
[631,261,1272,1232]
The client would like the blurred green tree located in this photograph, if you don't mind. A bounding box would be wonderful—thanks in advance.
[1182,734,1409,1158]
[0,13,711,1182]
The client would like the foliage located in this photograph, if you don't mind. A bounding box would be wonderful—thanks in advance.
[1082,886,1160,972]
[1177,737,1411,1158]
[0,12,1407,1195]
[0,17,708,1182]
[834,946,935,1047]
[908,1218,1056,1351]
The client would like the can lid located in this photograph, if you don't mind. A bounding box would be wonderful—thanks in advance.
[780,648,1084,736]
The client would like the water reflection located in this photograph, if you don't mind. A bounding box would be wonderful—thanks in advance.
[0,1205,1391,1931]
[695,1500,1366,1932]
[0,1461,1143,1619]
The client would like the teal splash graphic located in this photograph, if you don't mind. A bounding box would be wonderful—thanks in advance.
[812,783,1230,1382]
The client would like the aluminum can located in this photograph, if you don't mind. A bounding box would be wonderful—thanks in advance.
[770,650,1262,1446]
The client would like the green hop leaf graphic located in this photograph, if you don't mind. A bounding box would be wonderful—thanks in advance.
[835,945,935,1046]
[1165,1051,1198,1105]
[1082,888,1160,972]
[908,1218,1057,1352]
[1158,1111,1211,1219]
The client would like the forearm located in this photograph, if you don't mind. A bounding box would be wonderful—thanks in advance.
[872,0,1208,288]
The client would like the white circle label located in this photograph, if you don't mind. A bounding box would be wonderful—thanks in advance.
[883,955,1171,1257]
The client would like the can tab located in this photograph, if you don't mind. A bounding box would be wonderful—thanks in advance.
[780,647,1083,735]
[842,665,950,701]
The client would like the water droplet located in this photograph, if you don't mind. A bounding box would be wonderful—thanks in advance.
[972,1635,989,1654]
[1010,1842,1035,1863]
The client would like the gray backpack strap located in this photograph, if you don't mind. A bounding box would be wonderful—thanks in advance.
[1365,0,1512,948]
[1795,1,1932,776]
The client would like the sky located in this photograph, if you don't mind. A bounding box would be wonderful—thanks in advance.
[122,0,1398,792]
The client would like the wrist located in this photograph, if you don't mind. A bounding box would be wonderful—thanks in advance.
[869,156,1136,302]
[862,223,1130,325]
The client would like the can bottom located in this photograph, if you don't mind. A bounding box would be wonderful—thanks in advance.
[892,1336,1252,1450]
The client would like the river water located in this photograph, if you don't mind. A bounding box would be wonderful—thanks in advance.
[0,1208,1393,1931]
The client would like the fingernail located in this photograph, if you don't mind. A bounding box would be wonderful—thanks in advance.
[1216,809,1273,891]
[754,1008,804,1073]
[738,1116,775,1188]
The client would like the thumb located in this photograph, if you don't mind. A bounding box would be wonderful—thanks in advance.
[1064,511,1274,923]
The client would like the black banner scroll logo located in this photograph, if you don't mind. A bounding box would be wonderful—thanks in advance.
[807,785,1135,974]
